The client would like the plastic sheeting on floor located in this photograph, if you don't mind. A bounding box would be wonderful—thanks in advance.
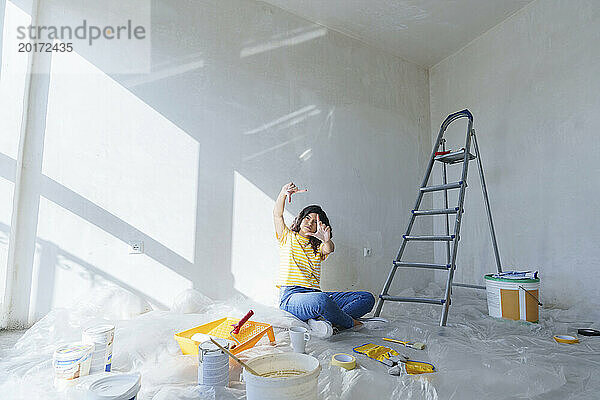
[1,284,599,400]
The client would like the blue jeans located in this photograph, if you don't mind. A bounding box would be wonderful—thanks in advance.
[279,286,375,329]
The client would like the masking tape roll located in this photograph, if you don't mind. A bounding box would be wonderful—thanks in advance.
[553,335,579,344]
[331,353,356,370]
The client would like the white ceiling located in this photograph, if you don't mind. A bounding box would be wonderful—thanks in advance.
[262,0,534,67]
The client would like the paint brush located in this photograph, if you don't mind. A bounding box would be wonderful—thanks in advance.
[383,337,426,350]
[209,338,261,376]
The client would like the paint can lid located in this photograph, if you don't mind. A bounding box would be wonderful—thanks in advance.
[484,273,539,283]
[86,373,141,400]
[199,338,229,353]
[83,325,116,345]
[84,325,115,336]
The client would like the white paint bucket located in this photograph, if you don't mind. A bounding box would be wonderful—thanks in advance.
[485,274,540,323]
[86,373,141,400]
[243,353,321,400]
[83,324,115,374]
[198,339,229,386]
[53,343,94,390]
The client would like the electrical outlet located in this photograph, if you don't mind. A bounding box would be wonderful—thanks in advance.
[130,240,144,254]
[363,247,372,257]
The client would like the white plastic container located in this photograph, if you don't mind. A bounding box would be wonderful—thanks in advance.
[53,343,94,390]
[86,373,141,400]
[243,353,321,400]
[83,324,115,374]
[198,339,229,386]
[485,274,540,323]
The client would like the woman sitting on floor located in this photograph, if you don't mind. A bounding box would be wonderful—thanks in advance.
[273,182,377,338]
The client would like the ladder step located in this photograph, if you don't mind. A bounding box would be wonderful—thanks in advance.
[435,148,476,164]
[452,282,486,290]
[412,207,459,216]
[420,181,463,193]
[379,295,445,305]
[393,261,450,270]
[403,235,455,241]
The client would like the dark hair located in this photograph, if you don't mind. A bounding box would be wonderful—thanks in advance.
[290,205,332,255]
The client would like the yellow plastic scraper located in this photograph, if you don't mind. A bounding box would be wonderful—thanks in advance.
[353,343,435,375]
[353,343,399,365]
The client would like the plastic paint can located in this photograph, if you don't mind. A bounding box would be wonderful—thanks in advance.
[86,373,141,400]
[83,324,115,373]
[53,343,94,390]
[198,339,229,386]
[485,274,540,323]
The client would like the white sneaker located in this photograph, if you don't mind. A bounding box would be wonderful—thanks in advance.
[307,318,334,339]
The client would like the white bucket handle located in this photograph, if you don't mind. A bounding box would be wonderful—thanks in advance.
[518,285,542,306]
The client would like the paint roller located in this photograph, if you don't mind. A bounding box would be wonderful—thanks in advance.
[190,310,255,349]
[229,310,254,345]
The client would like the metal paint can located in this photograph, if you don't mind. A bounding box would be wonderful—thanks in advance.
[198,339,229,386]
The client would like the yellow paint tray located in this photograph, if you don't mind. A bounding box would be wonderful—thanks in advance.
[174,317,276,355]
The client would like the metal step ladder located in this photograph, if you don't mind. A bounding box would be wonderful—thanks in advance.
[373,109,503,326]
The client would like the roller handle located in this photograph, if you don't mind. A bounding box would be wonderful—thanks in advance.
[232,310,254,334]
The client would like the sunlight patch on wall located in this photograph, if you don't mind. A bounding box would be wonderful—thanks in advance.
[240,25,327,58]
[42,48,199,262]
[33,196,191,317]
[230,171,293,306]
[244,105,321,135]
[0,1,30,160]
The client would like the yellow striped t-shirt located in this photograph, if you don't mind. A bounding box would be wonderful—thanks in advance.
[276,225,328,289]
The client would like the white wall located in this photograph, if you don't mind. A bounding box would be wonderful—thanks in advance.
[0,0,31,327]
[3,0,431,327]
[429,0,600,307]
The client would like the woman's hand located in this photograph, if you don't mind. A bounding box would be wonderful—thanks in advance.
[282,182,298,196]
[281,182,307,203]
[307,215,331,243]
